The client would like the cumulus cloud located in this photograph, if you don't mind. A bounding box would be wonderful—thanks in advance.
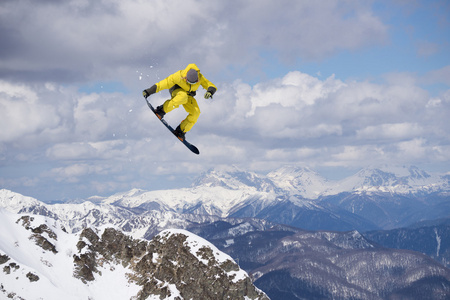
[245,72,346,117]
[356,123,424,141]
[0,0,448,201]
[0,80,63,144]
[198,70,449,170]
[1,67,449,200]
[0,0,388,85]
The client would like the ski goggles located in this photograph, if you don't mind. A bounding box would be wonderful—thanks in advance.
[185,77,198,85]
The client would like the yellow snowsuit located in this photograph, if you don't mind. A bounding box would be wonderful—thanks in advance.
[155,64,217,133]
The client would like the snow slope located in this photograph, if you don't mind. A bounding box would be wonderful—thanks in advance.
[0,208,140,300]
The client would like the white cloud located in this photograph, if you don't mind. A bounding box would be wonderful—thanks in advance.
[1,67,449,201]
[46,140,133,161]
[395,138,428,160]
[330,145,386,167]
[246,72,346,117]
[0,0,448,200]
[0,0,388,85]
[0,80,62,143]
[46,143,98,161]
[356,123,423,140]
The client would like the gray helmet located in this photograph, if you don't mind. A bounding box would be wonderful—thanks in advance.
[186,69,198,84]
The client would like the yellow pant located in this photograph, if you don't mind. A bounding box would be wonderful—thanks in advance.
[162,88,200,133]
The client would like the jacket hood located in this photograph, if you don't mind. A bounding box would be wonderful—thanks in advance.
[182,64,200,77]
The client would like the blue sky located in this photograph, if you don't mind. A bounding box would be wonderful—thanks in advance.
[0,0,449,202]
[267,1,449,88]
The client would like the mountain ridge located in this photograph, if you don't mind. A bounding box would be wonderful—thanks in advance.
[0,208,268,300]
[1,164,449,299]
[0,164,448,234]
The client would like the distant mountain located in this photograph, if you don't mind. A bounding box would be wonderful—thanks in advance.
[323,165,448,195]
[0,209,268,300]
[266,166,329,199]
[320,189,450,229]
[193,165,280,193]
[246,197,379,232]
[364,222,450,268]
[1,164,449,234]
[0,188,222,239]
[188,219,450,300]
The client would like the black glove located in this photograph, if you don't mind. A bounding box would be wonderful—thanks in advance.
[204,91,213,99]
[143,84,157,98]
[204,86,216,99]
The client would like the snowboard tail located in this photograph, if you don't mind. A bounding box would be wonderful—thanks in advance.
[145,98,200,155]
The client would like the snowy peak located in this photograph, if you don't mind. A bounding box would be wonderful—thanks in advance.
[0,189,42,213]
[406,165,431,180]
[354,168,398,187]
[192,165,277,192]
[327,165,446,194]
[267,166,329,199]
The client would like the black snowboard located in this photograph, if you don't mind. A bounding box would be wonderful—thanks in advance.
[145,98,200,155]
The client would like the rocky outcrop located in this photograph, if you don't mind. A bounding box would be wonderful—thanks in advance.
[135,230,268,300]
[73,227,269,299]
[0,254,10,265]
[16,216,59,254]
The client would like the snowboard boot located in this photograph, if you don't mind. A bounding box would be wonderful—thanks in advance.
[174,125,186,141]
[155,105,166,119]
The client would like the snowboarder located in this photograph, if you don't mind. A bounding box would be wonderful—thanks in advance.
[142,63,217,141]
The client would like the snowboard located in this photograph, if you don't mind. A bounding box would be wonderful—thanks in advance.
[144,97,200,155]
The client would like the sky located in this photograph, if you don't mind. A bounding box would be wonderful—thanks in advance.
[1,0,449,202]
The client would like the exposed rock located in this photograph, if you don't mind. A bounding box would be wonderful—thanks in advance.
[16,216,59,254]
[3,263,20,275]
[3,265,10,274]
[30,234,58,253]
[16,215,34,229]
[26,272,39,282]
[31,223,58,240]
[73,227,268,299]
[73,238,98,284]
[0,254,10,265]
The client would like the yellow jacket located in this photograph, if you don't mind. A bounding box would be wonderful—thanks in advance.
[156,64,217,96]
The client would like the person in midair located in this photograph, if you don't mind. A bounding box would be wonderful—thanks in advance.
[143,63,217,141]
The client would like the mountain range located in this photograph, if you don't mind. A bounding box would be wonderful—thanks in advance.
[2,165,447,234]
[103,165,449,231]
[1,164,449,299]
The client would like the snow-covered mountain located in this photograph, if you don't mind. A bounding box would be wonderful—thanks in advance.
[266,166,329,199]
[323,165,448,195]
[265,165,448,197]
[0,188,221,239]
[1,164,449,300]
[0,209,268,300]
[193,165,279,193]
[0,165,448,234]
[98,165,449,217]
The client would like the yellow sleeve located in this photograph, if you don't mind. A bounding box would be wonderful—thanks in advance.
[156,70,183,92]
[200,73,217,92]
